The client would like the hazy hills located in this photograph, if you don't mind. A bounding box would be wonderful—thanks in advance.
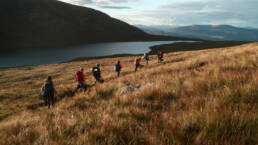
[137,25,258,41]
[0,0,187,51]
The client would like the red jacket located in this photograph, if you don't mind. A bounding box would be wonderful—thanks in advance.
[135,58,140,65]
[118,64,122,70]
[160,51,164,57]
[76,70,85,83]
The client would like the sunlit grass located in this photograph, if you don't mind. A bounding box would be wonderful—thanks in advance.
[0,42,257,145]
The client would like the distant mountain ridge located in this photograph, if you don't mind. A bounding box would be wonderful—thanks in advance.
[136,24,258,41]
[0,0,188,51]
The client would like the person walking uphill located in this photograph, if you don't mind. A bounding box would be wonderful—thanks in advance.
[144,53,149,65]
[76,67,87,92]
[92,63,104,83]
[158,50,164,63]
[114,61,122,77]
[41,76,56,109]
[134,57,140,72]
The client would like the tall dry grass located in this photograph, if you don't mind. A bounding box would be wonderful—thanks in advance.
[0,42,257,145]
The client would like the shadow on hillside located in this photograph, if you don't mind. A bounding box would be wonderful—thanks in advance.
[0,113,11,121]
[26,89,76,110]
[150,41,251,54]
[27,103,46,110]
[27,85,98,110]
[166,58,186,64]
[58,89,76,100]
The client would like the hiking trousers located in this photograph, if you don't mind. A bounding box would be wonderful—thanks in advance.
[135,64,139,72]
[77,82,87,92]
[116,71,120,77]
[44,92,54,108]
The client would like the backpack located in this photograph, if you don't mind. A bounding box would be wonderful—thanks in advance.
[76,71,85,82]
[145,54,149,60]
[92,67,100,77]
[43,82,54,96]
[76,71,81,81]
[114,64,119,71]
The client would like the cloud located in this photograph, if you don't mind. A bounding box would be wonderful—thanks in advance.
[116,0,258,27]
[58,0,93,5]
[97,0,138,3]
[160,0,258,27]
[58,0,258,28]
[59,0,138,8]
[99,6,131,9]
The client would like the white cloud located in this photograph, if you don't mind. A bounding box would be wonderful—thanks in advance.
[59,0,138,8]
[58,0,258,28]
[124,0,258,27]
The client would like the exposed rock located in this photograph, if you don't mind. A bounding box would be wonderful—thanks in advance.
[119,83,155,96]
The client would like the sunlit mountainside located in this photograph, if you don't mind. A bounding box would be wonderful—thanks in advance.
[0,42,257,145]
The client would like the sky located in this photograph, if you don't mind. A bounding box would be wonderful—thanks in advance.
[58,0,258,28]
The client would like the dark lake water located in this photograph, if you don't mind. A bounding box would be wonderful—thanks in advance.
[0,41,188,68]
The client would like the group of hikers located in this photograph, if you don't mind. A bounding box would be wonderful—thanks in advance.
[40,51,164,108]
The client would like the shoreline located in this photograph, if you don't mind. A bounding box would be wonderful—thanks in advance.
[0,41,251,70]
[149,41,251,54]
[0,35,200,53]
[66,41,251,61]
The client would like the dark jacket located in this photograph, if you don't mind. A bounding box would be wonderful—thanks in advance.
[144,54,149,60]
[92,67,101,78]
[41,80,55,97]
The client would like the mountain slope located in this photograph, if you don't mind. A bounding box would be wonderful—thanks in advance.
[169,25,258,41]
[0,0,150,50]
[0,42,257,144]
[137,25,258,41]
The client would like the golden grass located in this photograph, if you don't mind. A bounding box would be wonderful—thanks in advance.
[0,42,257,145]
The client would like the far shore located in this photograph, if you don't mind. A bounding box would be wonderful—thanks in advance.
[67,41,250,62]
[0,41,251,69]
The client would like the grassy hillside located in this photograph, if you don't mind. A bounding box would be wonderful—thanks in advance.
[0,42,257,145]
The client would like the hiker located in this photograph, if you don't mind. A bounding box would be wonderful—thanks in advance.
[92,63,104,83]
[134,57,140,72]
[158,50,164,62]
[76,67,87,92]
[160,51,164,61]
[114,61,122,77]
[41,76,55,109]
[144,53,149,65]
[157,51,160,62]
